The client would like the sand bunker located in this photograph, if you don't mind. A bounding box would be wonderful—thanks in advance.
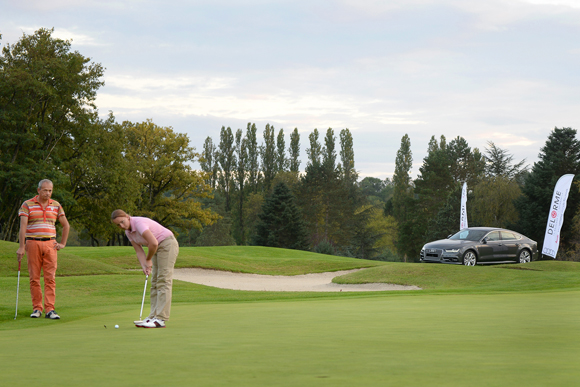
[173,268,421,292]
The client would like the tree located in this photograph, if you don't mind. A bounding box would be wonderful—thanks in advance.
[218,126,236,212]
[515,127,580,257]
[0,28,104,240]
[349,205,382,259]
[306,129,322,170]
[472,176,521,228]
[276,128,287,173]
[391,134,413,220]
[390,134,415,260]
[288,128,301,174]
[484,141,527,180]
[447,136,485,187]
[246,123,261,193]
[339,128,358,186]
[253,182,309,250]
[200,136,219,189]
[60,113,140,245]
[124,119,219,232]
[261,124,276,192]
[195,216,237,246]
[232,129,249,244]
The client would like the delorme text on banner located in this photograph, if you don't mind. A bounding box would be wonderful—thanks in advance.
[542,174,575,258]
[460,182,468,230]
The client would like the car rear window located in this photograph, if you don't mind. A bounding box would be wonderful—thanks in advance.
[449,229,487,241]
[501,231,520,240]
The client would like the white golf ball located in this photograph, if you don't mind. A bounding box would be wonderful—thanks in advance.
[115,324,119,329]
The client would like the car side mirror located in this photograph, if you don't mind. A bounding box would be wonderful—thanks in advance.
[482,238,487,244]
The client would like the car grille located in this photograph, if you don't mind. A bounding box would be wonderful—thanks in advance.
[421,248,442,260]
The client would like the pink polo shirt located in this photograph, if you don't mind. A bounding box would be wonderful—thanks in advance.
[125,216,173,246]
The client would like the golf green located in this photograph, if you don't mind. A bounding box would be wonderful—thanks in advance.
[2,290,578,386]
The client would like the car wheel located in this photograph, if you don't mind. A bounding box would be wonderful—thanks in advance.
[518,249,531,264]
[463,250,477,266]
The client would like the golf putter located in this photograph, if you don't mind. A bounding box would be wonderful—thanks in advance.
[134,274,148,325]
[14,260,21,319]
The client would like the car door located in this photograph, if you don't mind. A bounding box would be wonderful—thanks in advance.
[478,231,504,262]
[500,231,520,261]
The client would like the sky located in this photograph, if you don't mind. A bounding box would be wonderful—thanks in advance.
[2,0,580,180]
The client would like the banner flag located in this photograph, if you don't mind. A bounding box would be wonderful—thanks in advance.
[542,174,575,258]
[460,182,468,230]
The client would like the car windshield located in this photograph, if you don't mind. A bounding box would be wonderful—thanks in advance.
[449,229,487,241]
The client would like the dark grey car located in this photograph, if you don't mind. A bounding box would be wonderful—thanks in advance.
[420,227,539,266]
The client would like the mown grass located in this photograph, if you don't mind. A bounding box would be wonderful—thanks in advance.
[1,241,579,386]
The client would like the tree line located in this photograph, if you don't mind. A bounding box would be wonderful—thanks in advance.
[195,124,395,259]
[2,28,579,261]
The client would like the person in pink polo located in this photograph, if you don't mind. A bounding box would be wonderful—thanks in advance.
[111,209,179,328]
[17,179,70,320]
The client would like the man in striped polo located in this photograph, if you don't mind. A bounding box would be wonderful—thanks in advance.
[16,179,70,320]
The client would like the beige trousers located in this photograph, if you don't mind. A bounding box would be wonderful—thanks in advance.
[148,235,179,321]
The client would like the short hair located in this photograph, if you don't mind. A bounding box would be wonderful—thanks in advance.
[38,179,53,189]
[111,209,130,221]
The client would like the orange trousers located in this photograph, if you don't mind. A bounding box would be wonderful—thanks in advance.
[26,239,58,312]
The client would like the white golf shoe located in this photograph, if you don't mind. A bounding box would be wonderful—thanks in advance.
[141,318,165,328]
[134,317,152,327]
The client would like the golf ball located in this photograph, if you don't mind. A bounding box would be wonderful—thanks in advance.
[115,324,119,329]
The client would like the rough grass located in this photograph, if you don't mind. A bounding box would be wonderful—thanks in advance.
[333,260,580,292]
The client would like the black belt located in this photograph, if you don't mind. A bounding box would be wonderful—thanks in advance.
[26,237,56,241]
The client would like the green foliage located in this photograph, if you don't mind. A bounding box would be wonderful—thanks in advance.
[276,128,286,172]
[261,124,277,192]
[61,113,140,242]
[314,240,335,255]
[217,126,236,212]
[245,123,261,193]
[425,184,463,241]
[0,28,104,240]
[200,136,218,189]
[516,127,580,256]
[232,129,249,245]
[288,128,301,173]
[253,182,309,250]
[472,175,522,228]
[196,216,237,247]
[484,141,527,180]
[124,119,219,233]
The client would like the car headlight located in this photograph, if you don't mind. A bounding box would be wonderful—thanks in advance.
[444,249,460,253]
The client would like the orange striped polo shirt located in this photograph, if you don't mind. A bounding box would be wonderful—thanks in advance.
[18,196,65,238]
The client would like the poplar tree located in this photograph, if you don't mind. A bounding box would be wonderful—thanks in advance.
[246,123,260,193]
[288,128,301,173]
[261,124,277,192]
[276,128,287,173]
[218,126,236,212]
[233,129,249,244]
[339,128,357,186]
[201,136,218,189]
[391,134,415,260]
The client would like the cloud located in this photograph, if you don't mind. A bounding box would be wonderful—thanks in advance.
[16,26,104,46]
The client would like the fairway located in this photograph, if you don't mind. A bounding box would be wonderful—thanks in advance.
[1,243,579,386]
[1,290,579,386]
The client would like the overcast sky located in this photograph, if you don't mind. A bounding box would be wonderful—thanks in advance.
[2,0,580,180]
